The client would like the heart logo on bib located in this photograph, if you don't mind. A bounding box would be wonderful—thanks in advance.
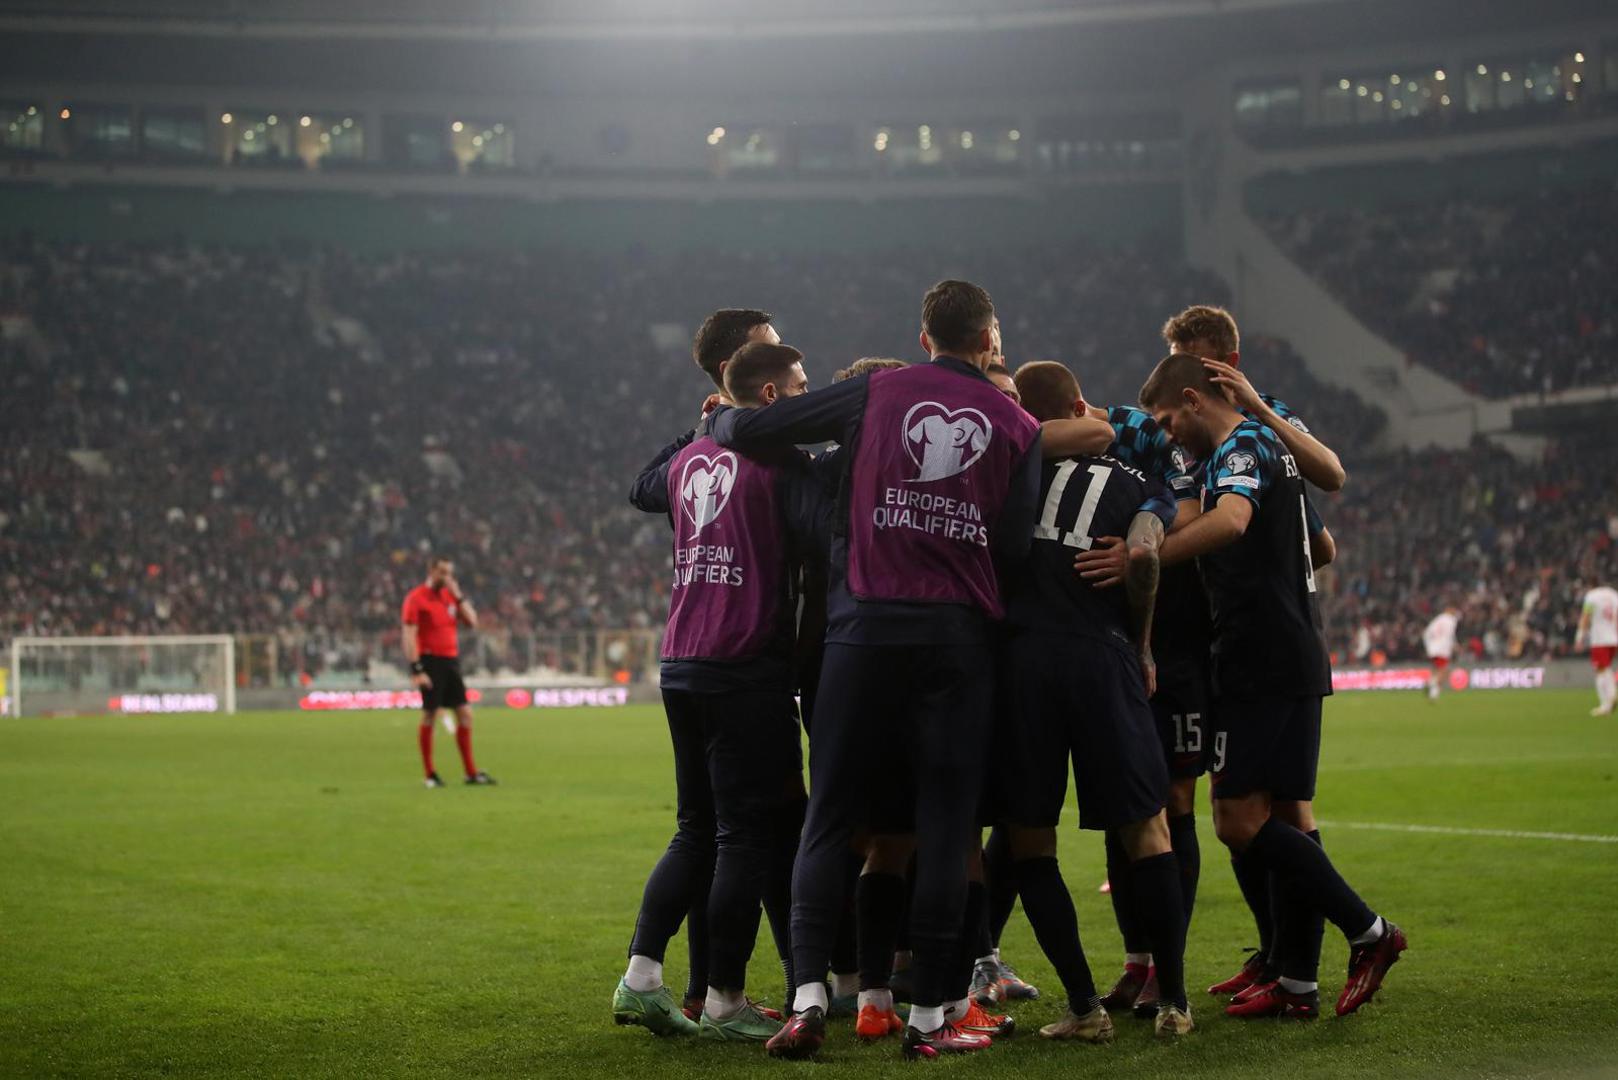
[903,401,994,483]
[679,451,739,533]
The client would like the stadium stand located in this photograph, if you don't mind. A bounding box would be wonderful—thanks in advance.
[1320,436,1618,663]
[9,227,1613,674]
[1263,179,1618,397]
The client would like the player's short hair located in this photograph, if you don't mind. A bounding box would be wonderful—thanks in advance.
[1162,304,1239,358]
[1139,353,1222,409]
[1013,361,1081,422]
[986,362,1012,378]
[428,554,451,569]
[833,357,907,382]
[724,342,804,406]
[693,309,773,388]
[922,280,995,355]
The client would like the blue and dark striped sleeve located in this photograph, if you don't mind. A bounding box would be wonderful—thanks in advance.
[1207,426,1276,506]
[1262,395,1313,435]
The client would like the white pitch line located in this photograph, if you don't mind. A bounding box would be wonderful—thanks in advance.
[1316,820,1618,845]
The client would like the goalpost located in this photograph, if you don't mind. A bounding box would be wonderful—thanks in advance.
[9,636,236,718]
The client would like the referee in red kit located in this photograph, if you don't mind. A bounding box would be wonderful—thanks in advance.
[402,555,496,788]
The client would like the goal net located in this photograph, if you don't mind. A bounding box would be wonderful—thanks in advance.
[8,636,236,717]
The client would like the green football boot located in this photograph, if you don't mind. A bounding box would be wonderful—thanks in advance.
[612,979,699,1036]
[698,1000,784,1042]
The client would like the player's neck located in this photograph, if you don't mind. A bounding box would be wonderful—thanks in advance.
[1208,406,1244,448]
[930,351,993,372]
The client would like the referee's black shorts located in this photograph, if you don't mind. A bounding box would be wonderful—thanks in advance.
[420,654,468,711]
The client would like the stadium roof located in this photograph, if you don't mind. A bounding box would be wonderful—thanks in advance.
[1,0,1609,43]
[0,0,1609,97]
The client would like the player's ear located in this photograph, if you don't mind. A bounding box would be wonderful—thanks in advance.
[761,381,778,405]
[918,329,932,355]
[1227,350,1240,368]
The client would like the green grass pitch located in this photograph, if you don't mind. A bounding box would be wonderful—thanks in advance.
[2,690,1616,1078]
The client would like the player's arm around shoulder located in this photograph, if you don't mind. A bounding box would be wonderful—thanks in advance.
[712,373,865,451]
[1204,359,1346,492]
[1258,395,1346,492]
[1039,416,1113,459]
[629,428,698,515]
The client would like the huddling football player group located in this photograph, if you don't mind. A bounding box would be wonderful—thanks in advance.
[610,281,1408,1060]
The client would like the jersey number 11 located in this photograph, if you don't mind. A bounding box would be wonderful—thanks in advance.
[1034,462,1113,551]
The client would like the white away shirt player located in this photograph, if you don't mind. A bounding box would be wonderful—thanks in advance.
[1423,612,1459,660]
[1585,587,1618,648]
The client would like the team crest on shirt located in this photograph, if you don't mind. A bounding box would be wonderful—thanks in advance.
[679,451,738,533]
[1224,450,1257,474]
[903,401,993,483]
[1170,445,1194,474]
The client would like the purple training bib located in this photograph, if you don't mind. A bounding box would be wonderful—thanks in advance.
[846,363,1039,617]
[661,435,789,661]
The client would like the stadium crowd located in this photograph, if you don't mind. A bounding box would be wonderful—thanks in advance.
[3,231,1608,670]
[1264,180,1618,397]
[1320,435,1618,664]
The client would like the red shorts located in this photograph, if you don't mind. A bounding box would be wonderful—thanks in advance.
[1428,656,1450,671]
[1592,646,1616,672]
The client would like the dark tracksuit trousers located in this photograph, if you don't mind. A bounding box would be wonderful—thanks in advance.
[629,687,804,990]
[789,642,993,1009]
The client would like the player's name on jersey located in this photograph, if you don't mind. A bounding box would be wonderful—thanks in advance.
[673,542,746,588]
[873,486,988,546]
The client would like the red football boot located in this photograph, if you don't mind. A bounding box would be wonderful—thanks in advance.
[1208,951,1268,996]
[1337,922,1408,1016]
[765,1005,826,1059]
[1224,983,1320,1020]
[902,1021,992,1060]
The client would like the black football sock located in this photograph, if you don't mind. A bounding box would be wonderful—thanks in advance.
[984,826,1019,949]
[856,872,907,992]
[829,850,862,983]
[1130,852,1188,1010]
[953,881,988,1001]
[1104,829,1150,956]
[1015,855,1099,1011]
[1247,819,1375,942]
[1230,847,1275,963]
[895,862,916,953]
[1271,829,1326,985]
[764,799,804,1004]
[1168,813,1201,927]
[684,894,710,1002]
